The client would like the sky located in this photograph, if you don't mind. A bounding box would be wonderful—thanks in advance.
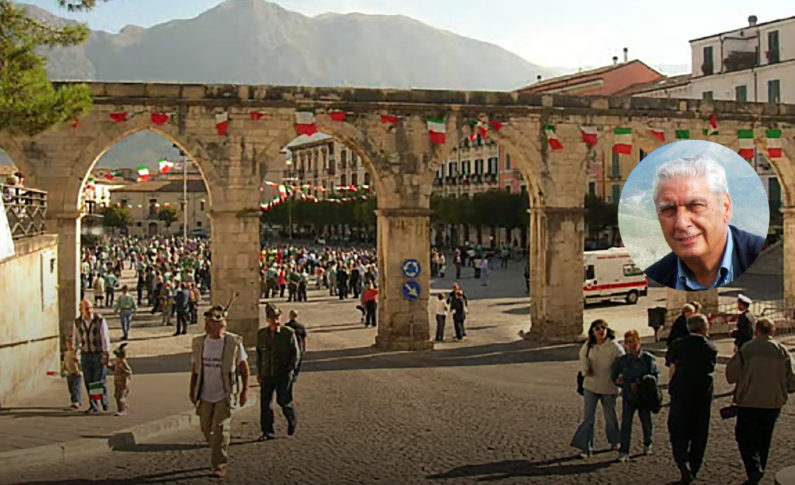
[22,0,791,72]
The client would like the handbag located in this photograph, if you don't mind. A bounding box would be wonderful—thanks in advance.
[576,345,591,395]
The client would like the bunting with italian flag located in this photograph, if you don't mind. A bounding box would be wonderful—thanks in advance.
[381,114,398,125]
[427,119,446,145]
[159,159,174,174]
[109,112,129,123]
[543,125,563,150]
[330,111,349,122]
[613,128,633,155]
[649,127,666,142]
[137,165,151,182]
[215,112,229,136]
[767,129,782,159]
[675,130,691,140]
[150,112,170,126]
[250,112,265,120]
[489,120,504,132]
[581,126,598,146]
[296,111,318,136]
[703,113,719,136]
[104,170,122,181]
[738,130,755,161]
[88,381,104,403]
[470,121,488,142]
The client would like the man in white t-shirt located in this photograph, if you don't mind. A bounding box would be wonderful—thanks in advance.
[189,305,251,478]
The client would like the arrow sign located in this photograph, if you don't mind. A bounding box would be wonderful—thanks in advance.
[402,259,421,279]
[402,281,421,301]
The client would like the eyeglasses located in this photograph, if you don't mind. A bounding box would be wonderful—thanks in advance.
[593,325,607,331]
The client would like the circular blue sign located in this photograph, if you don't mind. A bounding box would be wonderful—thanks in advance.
[402,281,421,301]
[402,259,421,279]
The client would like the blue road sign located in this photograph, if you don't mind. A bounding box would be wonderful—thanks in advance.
[402,259,421,279]
[402,281,421,301]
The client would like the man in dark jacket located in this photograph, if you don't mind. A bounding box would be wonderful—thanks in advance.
[666,314,718,484]
[732,294,756,350]
[173,282,190,336]
[284,310,307,383]
[256,303,299,440]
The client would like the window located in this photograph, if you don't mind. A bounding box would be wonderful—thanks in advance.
[449,162,458,176]
[180,201,185,211]
[352,173,358,186]
[340,150,347,169]
[702,46,714,75]
[505,153,511,170]
[462,160,471,175]
[702,91,714,101]
[475,159,483,175]
[488,158,498,174]
[736,85,748,102]
[622,264,643,277]
[340,175,346,186]
[148,198,157,218]
[639,149,647,162]
[364,172,370,186]
[197,221,202,227]
[768,80,781,104]
[520,184,527,195]
[505,185,511,192]
[136,222,142,227]
[588,182,596,196]
[611,184,621,203]
[585,265,595,280]
[611,153,620,177]
[768,31,780,63]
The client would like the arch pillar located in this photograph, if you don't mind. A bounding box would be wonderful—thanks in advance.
[45,209,81,347]
[525,206,586,343]
[374,208,433,351]
[782,207,795,308]
[209,208,261,346]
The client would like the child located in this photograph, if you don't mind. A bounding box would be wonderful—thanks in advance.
[62,341,82,409]
[107,343,133,416]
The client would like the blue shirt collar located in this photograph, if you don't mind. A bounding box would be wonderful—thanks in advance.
[675,228,735,290]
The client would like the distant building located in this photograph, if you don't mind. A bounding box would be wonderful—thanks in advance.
[109,179,209,237]
[284,134,371,197]
[516,59,664,96]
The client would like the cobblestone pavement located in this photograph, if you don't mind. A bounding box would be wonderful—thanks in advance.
[1,255,792,484]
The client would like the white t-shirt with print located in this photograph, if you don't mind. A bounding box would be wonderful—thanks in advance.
[196,335,248,403]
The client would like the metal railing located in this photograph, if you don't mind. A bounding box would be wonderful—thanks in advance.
[711,299,795,336]
[1,184,47,239]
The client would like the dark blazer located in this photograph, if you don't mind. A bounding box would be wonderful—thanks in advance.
[256,326,298,382]
[645,225,764,289]
[733,310,757,348]
[666,334,718,400]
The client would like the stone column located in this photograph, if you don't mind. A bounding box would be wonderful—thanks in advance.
[210,209,261,347]
[374,208,433,351]
[782,207,795,308]
[525,206,586,343]
[47,210,81,348]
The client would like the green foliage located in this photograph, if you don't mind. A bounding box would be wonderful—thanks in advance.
[158,206,179,227]
[101,205,133,229]
[58,0,108,11]
[0,0,94,135]
[432,190,527,228]
[585,193,618,237]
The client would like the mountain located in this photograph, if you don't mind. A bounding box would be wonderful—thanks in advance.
[22,0,552,91]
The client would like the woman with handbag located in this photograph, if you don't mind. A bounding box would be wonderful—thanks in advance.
[571,319,625,458]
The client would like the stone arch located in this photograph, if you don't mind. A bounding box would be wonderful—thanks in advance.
[0,134,34,184]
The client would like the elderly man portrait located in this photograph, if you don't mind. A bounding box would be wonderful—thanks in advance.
[645,156,764,290]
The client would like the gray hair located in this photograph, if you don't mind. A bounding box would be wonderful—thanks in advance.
[652,155,729,207]
[686,314,709,334]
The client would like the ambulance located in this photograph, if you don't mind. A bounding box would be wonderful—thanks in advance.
[583,247,648,305]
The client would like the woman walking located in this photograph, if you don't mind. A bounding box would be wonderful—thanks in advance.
[571,319,624,458]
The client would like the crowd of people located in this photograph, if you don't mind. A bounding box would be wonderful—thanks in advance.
[572,296,795,485]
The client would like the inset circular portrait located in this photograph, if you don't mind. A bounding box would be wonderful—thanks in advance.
[618,140,769,291]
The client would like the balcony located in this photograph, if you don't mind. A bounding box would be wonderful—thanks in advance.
[1,185,47,239]
[724,50,758,73]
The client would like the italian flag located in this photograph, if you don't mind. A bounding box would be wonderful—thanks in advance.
[296,111,318,136]
[137,165,151,182]
[86,177,96,190]
[250,112,265,120]
[543,125,563,150]
[427,119,446,145]
[489,120,504,132]
[278,185,287,201]
[650,127,666,142]
[381,114,398,125]
[738,130,755,161]
[150,112,170,126]
[703,113,719,136]
[109,112,128,123]
[767,129,783,159]
[676,130,691,140]
[215,112,230,136]
[613,128,633,155]
[330,111,349,122]
[88,381,104,403]
[470,121,488,141]
[159,159,174,174]
[581,126,598,146]
[104,171,121,181]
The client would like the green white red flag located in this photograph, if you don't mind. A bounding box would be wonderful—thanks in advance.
[676,130,691,140]
[381,115,398,125]
[215,112,229,136]
[109,112,128,123]
[159,159,174,174]
[470,121,488,141]
[738,130,755,160]
[543,125,563,150]
[767,129,782,159]
[703,113,719,136]
[649,127,665,142]
[427,119,446,145]
[296,111,318,136]
[150,112,170,126]
[137,165,151,182]
[88,381,104,402]
[613,128,632,155]
[330,111,349,122]
[581,126,598,146]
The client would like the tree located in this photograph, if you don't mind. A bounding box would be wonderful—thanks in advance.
[585,193,618,240]
[158,206,179,228]
[0,1,104,135]
[101,205,133,230]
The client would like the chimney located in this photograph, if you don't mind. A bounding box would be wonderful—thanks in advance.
[748,15,757,26]
[623,47,628,63]
[537,75,542,81]
[612,56,618,65]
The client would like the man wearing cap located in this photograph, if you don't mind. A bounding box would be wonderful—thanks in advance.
[189,305,251,478]
[257,303,299,440]
[732,295,756,350]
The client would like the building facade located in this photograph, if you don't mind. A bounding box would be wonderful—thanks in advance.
[284,134,372,197]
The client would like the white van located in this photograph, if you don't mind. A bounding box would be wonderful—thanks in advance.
[583,248,648,305]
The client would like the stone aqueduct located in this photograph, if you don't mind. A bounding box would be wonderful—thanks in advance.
[2,82,795,349]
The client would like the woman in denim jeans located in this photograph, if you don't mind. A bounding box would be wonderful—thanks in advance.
[571,319,625,458]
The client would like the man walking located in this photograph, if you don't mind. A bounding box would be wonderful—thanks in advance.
[732,294,756,350]
[257,303,299,440]
[174,282,190,336]
[726,318,795,485]
[189,305,250,478]
[665,314,718,484]
[72,300,111,413]
[113,285,137,341]
[284,310,307,383]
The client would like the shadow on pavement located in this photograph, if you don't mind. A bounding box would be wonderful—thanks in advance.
[11,467,212,484]
[427,455,615,480]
